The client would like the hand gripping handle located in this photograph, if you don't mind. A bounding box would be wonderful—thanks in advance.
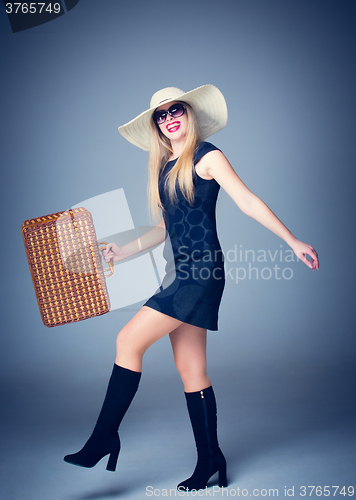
[98,242,114,278]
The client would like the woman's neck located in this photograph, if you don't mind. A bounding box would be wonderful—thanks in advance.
[169,137,186,161]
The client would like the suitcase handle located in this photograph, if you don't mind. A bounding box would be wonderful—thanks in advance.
[98,242,114,278]
[68,210,113,279]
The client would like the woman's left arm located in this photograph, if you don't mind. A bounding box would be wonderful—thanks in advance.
[203,150,319,270]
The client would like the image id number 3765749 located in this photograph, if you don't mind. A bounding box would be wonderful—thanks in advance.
[298,486,354,496]
[5,3,62,14]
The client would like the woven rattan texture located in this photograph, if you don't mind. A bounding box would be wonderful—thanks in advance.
[22,208,110,327]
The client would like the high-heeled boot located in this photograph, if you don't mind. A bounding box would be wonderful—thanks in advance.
[177,386,227,491]
[64,363,141,471]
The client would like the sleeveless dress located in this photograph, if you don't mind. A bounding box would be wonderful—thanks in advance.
[143,142,225,331]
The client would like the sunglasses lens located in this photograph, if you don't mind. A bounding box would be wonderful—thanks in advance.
[153,103,185,125]
[169,104,185,118]
[153,111,166,125]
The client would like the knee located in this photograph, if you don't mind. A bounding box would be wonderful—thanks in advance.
[174,356,207,388]
[116,328,136,355]
[116,328,146,358]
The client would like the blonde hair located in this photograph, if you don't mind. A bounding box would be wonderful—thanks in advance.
[147,103,201,224]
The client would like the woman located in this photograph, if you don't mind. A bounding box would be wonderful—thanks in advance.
[64,85,319,491]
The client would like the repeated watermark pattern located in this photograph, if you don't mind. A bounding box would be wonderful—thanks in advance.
[69,189,300,311]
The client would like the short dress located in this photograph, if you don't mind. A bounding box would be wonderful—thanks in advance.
[143,141,225,331]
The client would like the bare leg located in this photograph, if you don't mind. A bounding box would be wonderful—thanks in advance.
[169,322,211,392]
[64,306,183,471]
[115,306,183,371]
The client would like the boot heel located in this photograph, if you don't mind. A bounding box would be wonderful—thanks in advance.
[218,460,227,487]
[106,446,119,472]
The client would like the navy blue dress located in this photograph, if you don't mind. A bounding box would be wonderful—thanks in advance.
[143,142,225,331]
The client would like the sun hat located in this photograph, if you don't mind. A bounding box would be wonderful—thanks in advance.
[118,84,228,151]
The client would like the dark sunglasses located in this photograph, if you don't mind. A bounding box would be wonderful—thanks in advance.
[152,103,186,125]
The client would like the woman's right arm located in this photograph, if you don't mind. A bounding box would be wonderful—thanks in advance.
[102,218,166,263]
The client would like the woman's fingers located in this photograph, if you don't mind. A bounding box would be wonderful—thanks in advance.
[101,243,114,262]
[301,254,313,269]
[311,247,319,270]
[301,246,319,271]
[308,246,319,270]
[100,242,124,263]
[294,242,319,271]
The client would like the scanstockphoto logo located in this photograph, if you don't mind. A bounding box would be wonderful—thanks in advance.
[223,244,297,284]
[174,244,297,284]
[3,0,80,33]
[66,188,297,316]
[22,188,299,322]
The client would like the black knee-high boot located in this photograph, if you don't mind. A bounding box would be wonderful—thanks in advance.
[64,363,141,471]
[177,386,227,491]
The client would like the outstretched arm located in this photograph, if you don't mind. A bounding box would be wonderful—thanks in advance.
[200,150,319,270]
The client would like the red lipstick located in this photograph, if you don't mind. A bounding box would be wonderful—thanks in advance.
[166,121,181,133]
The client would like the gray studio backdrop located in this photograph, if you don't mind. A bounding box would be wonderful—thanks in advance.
[0,1,355,500]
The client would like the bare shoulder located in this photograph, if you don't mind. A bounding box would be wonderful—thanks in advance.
[195,149,227,180]
[197,150,257,212]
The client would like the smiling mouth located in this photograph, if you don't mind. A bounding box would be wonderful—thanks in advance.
[166,122,181,133]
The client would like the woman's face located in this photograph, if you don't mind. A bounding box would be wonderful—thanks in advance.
[154,101,188,143]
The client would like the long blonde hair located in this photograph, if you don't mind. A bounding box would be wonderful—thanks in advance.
[147,103,202,224]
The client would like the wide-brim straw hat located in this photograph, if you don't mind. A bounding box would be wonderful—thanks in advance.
[118,84,228,151]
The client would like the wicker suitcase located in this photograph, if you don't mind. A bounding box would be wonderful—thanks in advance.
[22,207,113,327]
